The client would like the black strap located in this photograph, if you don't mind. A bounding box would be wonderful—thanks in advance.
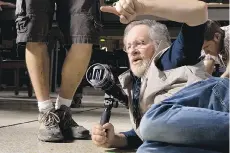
[131,76,142,128]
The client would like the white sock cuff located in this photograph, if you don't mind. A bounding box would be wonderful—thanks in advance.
[55,95,72,109]
[38,99,54,112]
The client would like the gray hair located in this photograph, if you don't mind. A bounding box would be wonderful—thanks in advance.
[123,19,171,48]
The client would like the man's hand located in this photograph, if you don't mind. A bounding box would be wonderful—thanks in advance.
[0,1,16,11]
[92,123,115,148]
[100,0,145,24]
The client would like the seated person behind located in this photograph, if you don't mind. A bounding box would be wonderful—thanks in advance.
[202,20,229,78]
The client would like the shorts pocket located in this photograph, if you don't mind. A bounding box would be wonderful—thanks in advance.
[15,0,26,16]
[15,15,31,33]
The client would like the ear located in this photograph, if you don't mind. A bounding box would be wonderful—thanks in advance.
[213,32,221,42]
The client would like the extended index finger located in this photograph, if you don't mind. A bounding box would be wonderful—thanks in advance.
[5,2,16,8]
[100,6,120,16]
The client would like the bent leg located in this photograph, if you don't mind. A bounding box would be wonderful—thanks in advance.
[139,78,229,150]
[54,0,101,139]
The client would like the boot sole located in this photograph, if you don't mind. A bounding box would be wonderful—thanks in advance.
[62,129,90,139]
[38,135,64,142]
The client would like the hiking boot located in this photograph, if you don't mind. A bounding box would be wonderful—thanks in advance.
[56,105,90,139]
[71,97,82,108]
[38,108,64,142]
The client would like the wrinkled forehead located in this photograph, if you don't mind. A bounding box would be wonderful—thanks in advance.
[124,25,151,44]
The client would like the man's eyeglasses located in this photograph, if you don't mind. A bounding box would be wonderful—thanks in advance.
[124,40,148,53]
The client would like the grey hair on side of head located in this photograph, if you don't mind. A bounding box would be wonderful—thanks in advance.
[123,19,171,49]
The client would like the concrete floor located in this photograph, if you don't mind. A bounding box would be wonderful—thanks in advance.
[0,91,136,153]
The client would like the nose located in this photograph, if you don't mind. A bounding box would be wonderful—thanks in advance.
[129,47,139,56]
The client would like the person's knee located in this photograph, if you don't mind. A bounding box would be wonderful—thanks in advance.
[70,44,93,55]
[139,114,152,140]
[139,104,176,141]
[139,105,164,140]
[66,44,93,64]
[26,42,47,53]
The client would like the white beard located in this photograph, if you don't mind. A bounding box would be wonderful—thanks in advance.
[131,59,150,77]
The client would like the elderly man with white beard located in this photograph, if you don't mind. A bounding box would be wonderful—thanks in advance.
[91,0,229,153]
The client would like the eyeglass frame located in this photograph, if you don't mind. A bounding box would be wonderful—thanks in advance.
[123,40,154,54]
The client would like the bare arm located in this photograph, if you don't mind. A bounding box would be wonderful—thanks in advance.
[100,0,208,25]
[204,59,215,75]
[140,0,208,26]
[0,1,15,11]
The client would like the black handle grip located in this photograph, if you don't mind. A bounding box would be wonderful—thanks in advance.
[100,108,111,125]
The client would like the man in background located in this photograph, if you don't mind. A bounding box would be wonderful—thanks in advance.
[202,20,229,77]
